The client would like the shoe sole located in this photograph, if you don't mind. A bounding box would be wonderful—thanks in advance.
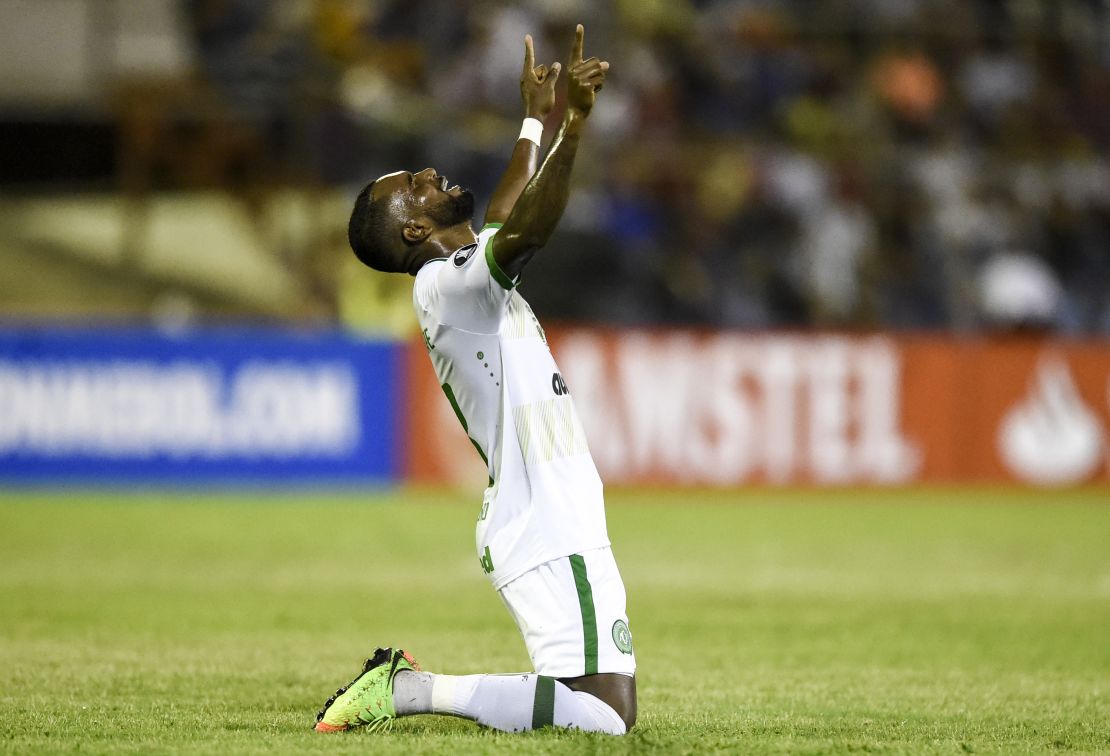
[314,721,348,733]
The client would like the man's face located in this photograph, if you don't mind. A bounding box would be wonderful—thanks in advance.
[373,168,475,229]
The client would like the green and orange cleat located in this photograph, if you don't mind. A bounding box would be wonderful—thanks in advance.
[314,647,420,733]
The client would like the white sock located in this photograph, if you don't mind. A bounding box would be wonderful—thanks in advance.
[393,671,625,734]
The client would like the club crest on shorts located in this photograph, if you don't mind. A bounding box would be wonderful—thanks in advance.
[453,243,478,267]
[612,620,633,655]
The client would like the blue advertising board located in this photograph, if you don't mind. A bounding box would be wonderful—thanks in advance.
[0,327,402,484]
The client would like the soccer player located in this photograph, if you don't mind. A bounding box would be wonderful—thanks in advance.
[313,25,636,736]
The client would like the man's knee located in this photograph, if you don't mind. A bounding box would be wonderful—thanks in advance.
[560,673,637,732]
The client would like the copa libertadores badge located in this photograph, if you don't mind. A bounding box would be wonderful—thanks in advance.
[452,243,477,267]
[612,620,633,655]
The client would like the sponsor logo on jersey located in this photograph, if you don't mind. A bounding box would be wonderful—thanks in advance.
[479,545,494,574]
[612,620,633,655]
[551,372,569,396]
[453,243,478,268]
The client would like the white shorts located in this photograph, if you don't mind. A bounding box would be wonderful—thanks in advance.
[497,546,636,678]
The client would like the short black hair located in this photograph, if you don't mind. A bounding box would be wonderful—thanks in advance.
[347,180,406,273]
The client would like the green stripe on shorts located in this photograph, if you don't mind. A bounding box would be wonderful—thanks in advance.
[531,675,555,729]
[569,554,598,675]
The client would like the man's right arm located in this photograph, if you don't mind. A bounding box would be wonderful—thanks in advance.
[489,25,608,282]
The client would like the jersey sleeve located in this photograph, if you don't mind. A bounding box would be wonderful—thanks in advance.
[415,224,518,334]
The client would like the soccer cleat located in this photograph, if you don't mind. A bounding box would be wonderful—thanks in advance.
[314,647,420,733]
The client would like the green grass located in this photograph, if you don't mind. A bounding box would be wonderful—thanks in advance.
[0,487,1107,754]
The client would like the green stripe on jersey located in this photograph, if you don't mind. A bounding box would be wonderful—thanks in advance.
[569,554,599,675]
[440,383,488,465]
[531,675,556,729]
[485,240,516,291]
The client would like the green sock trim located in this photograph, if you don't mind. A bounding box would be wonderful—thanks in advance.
[569,554,599,675]
[531,675,556,729]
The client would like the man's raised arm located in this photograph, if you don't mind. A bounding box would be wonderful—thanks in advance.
[483,35,561,226]
[490,24,609,281]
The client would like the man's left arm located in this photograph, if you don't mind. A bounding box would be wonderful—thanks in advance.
[483,35,561,226]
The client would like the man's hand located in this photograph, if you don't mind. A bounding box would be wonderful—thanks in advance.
[485,34,557,225]
[521,35,561,121]
[488,22,606,275]
[566,24,608,117]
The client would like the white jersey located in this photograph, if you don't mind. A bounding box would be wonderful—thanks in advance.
[413,223,609,589]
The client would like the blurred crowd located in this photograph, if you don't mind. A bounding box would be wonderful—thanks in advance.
[185,0,1110,334]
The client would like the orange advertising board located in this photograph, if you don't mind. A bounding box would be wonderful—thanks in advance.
[406,330,1110,487]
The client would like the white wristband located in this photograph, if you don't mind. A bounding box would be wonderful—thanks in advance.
[518,117,544,146]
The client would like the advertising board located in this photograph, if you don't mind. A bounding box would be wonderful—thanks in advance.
[407,330,1110,488]
[0,327,401,483]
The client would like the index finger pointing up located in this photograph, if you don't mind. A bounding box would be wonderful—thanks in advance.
[523,34,535,74]
[571,24,584,63]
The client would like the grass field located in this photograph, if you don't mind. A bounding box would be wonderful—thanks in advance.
[1,487,1107,754]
